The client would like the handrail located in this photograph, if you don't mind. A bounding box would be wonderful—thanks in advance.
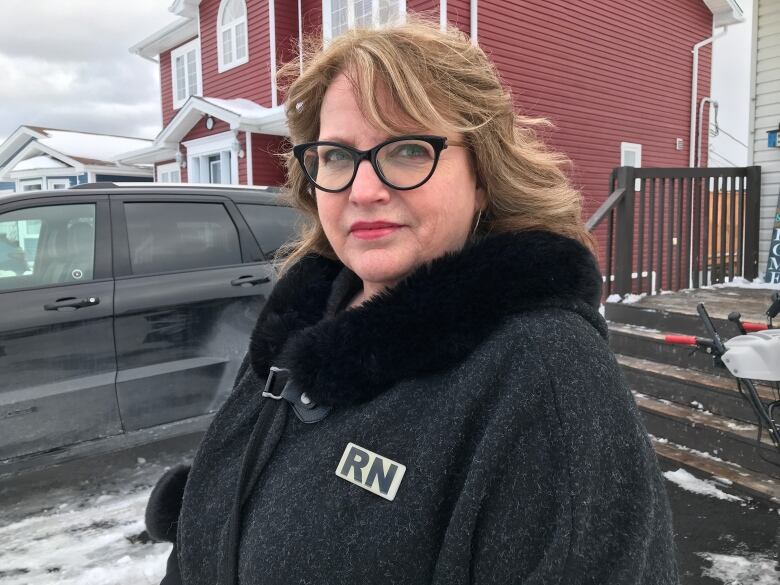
[585,187,625,232]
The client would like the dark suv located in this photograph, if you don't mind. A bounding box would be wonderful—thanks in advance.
[0,183,298,470]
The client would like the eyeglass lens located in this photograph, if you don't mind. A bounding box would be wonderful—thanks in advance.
[302,139,437,191]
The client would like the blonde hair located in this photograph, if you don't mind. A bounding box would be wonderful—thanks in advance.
[276,17,596,271]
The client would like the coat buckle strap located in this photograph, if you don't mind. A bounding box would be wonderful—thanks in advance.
[263,366,332,424]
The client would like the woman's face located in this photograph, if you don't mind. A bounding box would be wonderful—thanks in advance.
[315,73,484,297]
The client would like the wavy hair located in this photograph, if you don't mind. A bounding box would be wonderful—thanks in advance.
[276,17,596,271]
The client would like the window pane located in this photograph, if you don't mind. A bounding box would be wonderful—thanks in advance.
[0,204,95,290]
[222,0,245,24]
[235,22,247,60]
[238,204,299,258]
[331,0,348,36]
[355,0,372,26]
[186,51,197,96]
[378,0,400,24]
[22,184,42,192]
[175,55,186,101]
[222,28,233,64]
[124,202,241,275]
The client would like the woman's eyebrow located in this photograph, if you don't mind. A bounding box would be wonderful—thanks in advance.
[316,135,357,145]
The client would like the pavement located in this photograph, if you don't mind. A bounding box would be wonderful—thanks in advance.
[0,436,777,584]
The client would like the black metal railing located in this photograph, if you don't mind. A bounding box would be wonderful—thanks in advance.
[588,166,762,297]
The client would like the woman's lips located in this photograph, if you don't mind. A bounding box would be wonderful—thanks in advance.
[349,221,402,240]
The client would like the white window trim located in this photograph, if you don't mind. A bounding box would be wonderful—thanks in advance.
[47,178,70,190]
[171,38,202,110]
[157,162,181,183]
[620,142,642,167]
[19,179,43,192]
[183,132,239,185]
[217,0,249,73]
[322,0,407,42]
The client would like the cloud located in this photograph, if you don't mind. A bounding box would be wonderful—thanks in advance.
[0,0,177,139]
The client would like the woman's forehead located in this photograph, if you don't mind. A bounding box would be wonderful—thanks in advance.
[318,73,449,142]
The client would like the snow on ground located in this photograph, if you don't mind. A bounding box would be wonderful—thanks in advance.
[0,463,171,585]
[710,276,780,291]
[663,468,744,502]
[697,552,779,585]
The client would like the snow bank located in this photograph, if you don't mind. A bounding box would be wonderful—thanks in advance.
[663,468,743,502]
[0,488,169,585]
[697,552,778,585]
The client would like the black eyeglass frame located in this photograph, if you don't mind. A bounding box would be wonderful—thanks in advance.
[292,135,450,193]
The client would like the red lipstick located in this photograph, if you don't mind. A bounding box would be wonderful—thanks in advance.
[349,221,401,240]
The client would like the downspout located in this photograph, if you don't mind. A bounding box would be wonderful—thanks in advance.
[440,0,447,30]
[269,0,277,108]
[697,97,719,167]
[298,0,303,73]
[689,27,727,167]
[470,0,477,45]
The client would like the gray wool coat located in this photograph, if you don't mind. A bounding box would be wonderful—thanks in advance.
[146,230,679,585]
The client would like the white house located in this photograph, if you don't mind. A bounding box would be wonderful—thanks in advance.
[0,126,154,192]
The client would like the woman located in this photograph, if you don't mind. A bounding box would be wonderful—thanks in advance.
[146,19,678,585]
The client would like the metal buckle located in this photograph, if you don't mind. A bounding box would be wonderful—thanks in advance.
[262,366,289,400]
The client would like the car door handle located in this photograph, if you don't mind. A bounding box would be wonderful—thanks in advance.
[231,275,271,287]
[44,296,101,311]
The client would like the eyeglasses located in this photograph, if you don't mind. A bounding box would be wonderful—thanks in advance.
[293,135,462,193]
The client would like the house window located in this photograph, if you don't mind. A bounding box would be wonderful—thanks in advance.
[172,39,201,109]
[620,142,642,167]
[157,163,181,183]
[323,0,405,41]
[184,133,240,185]
[620,142,642,191]
[20,180,43,192]
[218,0,248,72]
[47,179,70,190]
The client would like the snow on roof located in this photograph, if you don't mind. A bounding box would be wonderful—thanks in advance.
[202,97,271,120]
[37,129,153,163]
[14,154,68,171]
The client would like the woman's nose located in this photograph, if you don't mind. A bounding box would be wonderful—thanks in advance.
[349,159,390,204]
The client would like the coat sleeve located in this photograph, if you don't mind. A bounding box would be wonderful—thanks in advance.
[469,311,678,585]
[146,464,191,585]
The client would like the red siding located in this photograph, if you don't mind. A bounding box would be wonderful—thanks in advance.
[446,0,471,33]
[275,0,299,105]
[301,0,323,36]
[408,0,439,15]
[252,133,286,186]
[200,0,272,107]
[478,0,712,259]
[182,117,232,143]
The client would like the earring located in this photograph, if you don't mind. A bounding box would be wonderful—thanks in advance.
[471,210,483,239]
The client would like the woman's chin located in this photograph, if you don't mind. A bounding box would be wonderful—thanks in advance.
[347,251,419,290]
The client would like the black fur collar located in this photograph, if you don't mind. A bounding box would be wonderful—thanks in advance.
[249,230,604,407]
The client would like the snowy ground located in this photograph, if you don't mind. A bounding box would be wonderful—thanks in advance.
[0,440,777,584]
[0,439,196,585]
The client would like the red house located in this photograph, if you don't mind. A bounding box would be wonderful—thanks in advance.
[120,0,743,253]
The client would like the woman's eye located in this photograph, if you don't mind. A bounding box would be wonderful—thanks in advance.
[321,148,351,164]
[392,144,430,159]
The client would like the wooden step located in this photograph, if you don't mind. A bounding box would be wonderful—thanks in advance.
[605,287,774,336]
[633,391,780,479]
[651,436,780,504]
[619,354,778,424]
[609,322,725,374]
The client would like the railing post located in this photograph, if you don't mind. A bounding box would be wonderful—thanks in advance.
[743,166,762,280]
[614,166,635,295]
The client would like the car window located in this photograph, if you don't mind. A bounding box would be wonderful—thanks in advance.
[125,202,242,275]
[0,203,96,291]
[237,204,298,258]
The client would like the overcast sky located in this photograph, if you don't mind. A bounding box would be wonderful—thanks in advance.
[0,0,179,144]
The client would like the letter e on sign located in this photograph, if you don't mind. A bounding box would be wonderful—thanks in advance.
[336,443,406,501]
